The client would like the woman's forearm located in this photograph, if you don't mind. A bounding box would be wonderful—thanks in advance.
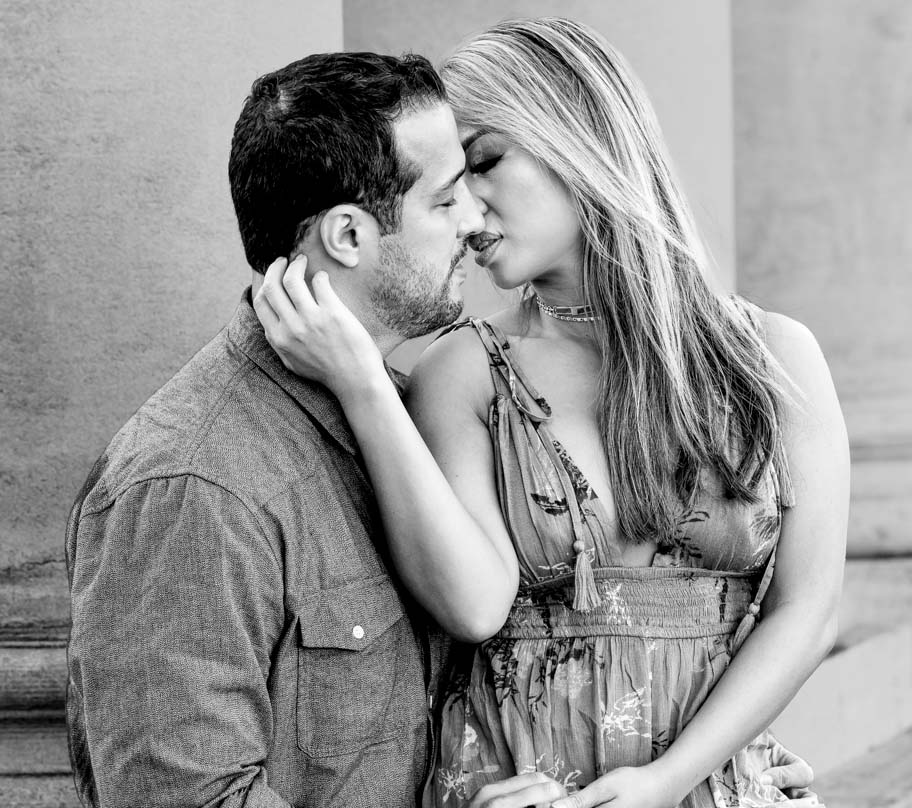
[252,260,519,641]
[648,601,837,800]
[338,372,518,641]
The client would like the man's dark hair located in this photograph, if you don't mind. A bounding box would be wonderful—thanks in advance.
[229,51,446,273]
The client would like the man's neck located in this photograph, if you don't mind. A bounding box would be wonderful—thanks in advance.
[372,331,406,360]
[249,270,403,360]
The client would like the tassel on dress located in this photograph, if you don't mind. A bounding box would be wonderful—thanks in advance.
[731,547,777,655]
[572,539,602,611]
[730,603,760,655]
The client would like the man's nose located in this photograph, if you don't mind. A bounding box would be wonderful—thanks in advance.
[457,181,486,237]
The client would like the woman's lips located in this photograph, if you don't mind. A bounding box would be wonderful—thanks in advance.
[469,234,502,268]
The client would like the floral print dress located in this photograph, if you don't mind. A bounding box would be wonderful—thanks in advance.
[425,316,820,808]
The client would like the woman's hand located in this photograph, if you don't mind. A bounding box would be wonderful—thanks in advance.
[551,765,677,808]
[549,756,817,808]
[253,255,385,403]
[468,772,568,808]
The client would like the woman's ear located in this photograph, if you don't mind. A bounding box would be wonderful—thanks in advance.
[318,205,379,269]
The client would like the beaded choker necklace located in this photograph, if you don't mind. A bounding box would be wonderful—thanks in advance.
[534,295,599,323]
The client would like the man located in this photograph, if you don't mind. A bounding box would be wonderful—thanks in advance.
[66,51,481,808]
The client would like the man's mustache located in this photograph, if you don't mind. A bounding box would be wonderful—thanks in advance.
[450,241,468,270]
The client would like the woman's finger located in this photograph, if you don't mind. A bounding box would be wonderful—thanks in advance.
[252,279,280,332]
[309,269,341,310]
[281,254,318,316]
[258,255,300,326]
[468,773,566,807]
[252,259,286,331]
[551,780,613,808]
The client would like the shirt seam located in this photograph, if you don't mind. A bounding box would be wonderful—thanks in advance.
[183,358,259,466]
[78,470,284,572]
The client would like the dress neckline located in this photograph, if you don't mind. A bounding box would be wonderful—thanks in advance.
[478,318,618,542]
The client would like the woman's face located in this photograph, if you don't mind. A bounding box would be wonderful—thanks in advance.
[460,127,585,292]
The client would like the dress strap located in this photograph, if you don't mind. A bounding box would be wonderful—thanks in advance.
[437,319,605,610]
[730,546,776,654]
[441,318,552,423]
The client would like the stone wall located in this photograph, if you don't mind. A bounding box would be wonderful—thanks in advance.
[0,2,342,799]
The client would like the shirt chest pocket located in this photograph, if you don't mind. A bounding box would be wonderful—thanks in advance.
[295,575,426,758]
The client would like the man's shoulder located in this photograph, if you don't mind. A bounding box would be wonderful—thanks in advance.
[79,326,324,516]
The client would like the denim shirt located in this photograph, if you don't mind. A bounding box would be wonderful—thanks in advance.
[65,292,446,808]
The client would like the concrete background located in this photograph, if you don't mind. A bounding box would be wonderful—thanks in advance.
[733,0,912,557]
[0,0,343,637]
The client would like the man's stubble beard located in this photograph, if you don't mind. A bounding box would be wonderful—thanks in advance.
[370,235,466,340]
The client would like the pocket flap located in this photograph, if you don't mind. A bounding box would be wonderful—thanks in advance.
[297,575,408,650]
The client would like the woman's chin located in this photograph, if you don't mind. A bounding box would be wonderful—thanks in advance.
[484,263,527,292]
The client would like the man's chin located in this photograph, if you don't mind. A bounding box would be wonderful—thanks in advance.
[430,298,465,333]
[399,298,464,341]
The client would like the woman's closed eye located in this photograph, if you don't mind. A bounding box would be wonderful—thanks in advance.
[469,155,501,175]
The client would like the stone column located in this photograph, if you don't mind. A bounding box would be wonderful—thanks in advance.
[0,0,342,794]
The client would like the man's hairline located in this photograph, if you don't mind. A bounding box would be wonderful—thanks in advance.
[390,97,452,193]
[287,97,452,255]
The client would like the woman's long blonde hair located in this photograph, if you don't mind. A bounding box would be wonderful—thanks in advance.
[443,17,790,544]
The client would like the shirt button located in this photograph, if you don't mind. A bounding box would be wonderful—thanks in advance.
[352,625,365,640]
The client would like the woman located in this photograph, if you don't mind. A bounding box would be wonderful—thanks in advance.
[257,18,848,807]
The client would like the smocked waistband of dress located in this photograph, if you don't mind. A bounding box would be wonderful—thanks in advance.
[496,567,758,640]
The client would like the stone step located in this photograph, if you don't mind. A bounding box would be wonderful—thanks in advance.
[3,683,911,805]
[0,714,70,776]
[835,557,912,648]
[771,620,912,777]
[3,560,909,801]
[0,776,80,808]
[815,727,912,808]
[768,556,912,776]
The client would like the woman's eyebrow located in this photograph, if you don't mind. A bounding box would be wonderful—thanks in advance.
[460,129,490,150]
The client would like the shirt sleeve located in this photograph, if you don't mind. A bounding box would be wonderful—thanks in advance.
[67,474,291,808]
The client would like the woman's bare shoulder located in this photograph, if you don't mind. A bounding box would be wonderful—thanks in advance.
[759,310,825,376]
[405,320,495,421]
[759,310,846,438]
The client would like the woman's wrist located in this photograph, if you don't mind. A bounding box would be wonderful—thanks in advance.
[642,754,695,806]
[334,367,399,415]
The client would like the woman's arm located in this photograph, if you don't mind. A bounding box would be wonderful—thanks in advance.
[255,256,519,642]
[554,312,849,808]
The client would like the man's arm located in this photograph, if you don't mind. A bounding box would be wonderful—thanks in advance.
[68,474,289,808]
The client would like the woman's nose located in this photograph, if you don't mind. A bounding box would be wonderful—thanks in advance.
[458,180,486,236]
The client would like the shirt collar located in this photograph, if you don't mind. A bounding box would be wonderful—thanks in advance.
[227,289,360,456]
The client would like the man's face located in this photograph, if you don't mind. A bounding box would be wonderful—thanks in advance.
[369,103,484,340]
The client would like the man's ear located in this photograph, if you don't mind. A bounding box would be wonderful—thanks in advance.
[319,205,379,269]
